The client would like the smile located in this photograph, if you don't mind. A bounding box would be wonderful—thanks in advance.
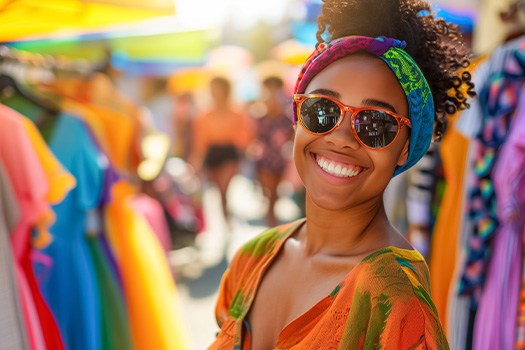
[315,155,363,178]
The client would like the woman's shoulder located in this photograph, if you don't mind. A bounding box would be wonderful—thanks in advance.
[347,246,441,324]
[339,247,448,349]
[228,219,305,274]
[237,219,304,259]
[352,246,432,300]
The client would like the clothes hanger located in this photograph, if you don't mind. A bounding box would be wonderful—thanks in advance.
[0,73,60,115]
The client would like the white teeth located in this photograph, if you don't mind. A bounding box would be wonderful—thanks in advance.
[315,155,362,178]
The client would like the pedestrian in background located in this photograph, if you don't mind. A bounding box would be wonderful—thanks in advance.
[252,76,295,227]
[191,76,254,223]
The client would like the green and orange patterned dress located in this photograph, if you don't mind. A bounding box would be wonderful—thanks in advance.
[209,219,449,349]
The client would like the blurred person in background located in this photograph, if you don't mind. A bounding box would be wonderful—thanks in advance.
[251,76,294,227]
[191,76,254,223]
[141,76,173,138]
[172,92,196,160]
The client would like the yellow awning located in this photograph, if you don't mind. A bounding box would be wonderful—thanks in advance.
[271,38,313,66]
[0,0,175,42]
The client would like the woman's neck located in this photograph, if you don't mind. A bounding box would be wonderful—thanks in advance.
[298,196,402,257]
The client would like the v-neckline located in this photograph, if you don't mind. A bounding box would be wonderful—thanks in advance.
[239,218,424,348]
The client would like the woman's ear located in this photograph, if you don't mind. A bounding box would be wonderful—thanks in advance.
[396,139,410,166]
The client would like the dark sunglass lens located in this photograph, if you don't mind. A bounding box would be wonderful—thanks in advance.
[354,110,400,148]
[300,98,341,133]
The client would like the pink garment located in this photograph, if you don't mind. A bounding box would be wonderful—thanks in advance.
[0,105,51,350]
[473,87,525,349]
[132,194,172,253]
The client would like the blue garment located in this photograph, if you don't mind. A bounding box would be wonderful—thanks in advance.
[34,114,106,350]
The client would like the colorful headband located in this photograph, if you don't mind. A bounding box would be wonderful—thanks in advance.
[293,36,435,176]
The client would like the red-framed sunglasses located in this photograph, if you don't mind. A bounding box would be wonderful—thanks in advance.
[293,94,412,150]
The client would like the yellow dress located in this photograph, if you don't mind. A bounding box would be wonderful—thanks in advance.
[105,181,190,350]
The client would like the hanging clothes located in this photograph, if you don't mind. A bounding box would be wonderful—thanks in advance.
[445,57,491,350]
[0,104,66,350]
[20,116,76,248]
[83,104,136,173]
[456,36,525,308]
[429,116,470,333]
[516,226,525,349]
[472,85,525,349]
[0,163,29,350]
[34,114,106,350]
[448,35,525,349]
[105,181,190,350]
[86,233,133,350]
[429,55,487,335]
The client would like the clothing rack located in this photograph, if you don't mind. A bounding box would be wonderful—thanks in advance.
[0,45,93,83]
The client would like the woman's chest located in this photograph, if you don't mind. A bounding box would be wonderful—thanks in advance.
[246,255,354,349]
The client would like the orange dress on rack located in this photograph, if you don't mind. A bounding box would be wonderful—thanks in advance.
[83,104,135,172]
[429,116,469,334]
[105,181,190,350]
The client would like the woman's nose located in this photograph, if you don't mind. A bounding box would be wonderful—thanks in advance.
[324,112,360,149]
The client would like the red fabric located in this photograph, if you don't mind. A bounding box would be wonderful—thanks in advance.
[23,245,65,350]
[0,105,64,350]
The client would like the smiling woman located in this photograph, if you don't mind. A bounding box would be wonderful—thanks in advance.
[208,0,474,349]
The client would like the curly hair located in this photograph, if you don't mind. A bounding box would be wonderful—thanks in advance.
[315,0,476,140]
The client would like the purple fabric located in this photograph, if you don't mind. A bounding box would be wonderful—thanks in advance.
[81,120,121,206]
[100,166,120,206]
[473,87,525,350]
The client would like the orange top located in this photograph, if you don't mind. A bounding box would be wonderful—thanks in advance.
[192,108,254,160]
[210,220,449,349]
[83,104,135,172]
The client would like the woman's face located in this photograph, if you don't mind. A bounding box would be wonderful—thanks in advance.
[293,54,410,211]
[210,80,230,104]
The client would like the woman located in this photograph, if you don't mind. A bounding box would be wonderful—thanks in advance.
[210,0,472,348]
[191,77,253,221]
[253,76,295,227]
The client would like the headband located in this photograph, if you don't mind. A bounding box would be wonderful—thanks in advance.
[293,36,435,176]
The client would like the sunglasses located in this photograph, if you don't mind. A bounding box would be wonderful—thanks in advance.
[293,94,412,150]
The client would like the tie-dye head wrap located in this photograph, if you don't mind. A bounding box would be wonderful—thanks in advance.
[293,36,434,176]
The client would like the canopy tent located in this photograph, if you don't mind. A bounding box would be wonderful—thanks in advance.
[271,38,313,66]
[0,0,175,42]
[7,27,215,75]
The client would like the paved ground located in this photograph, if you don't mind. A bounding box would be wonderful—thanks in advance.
[171,175,302,349]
